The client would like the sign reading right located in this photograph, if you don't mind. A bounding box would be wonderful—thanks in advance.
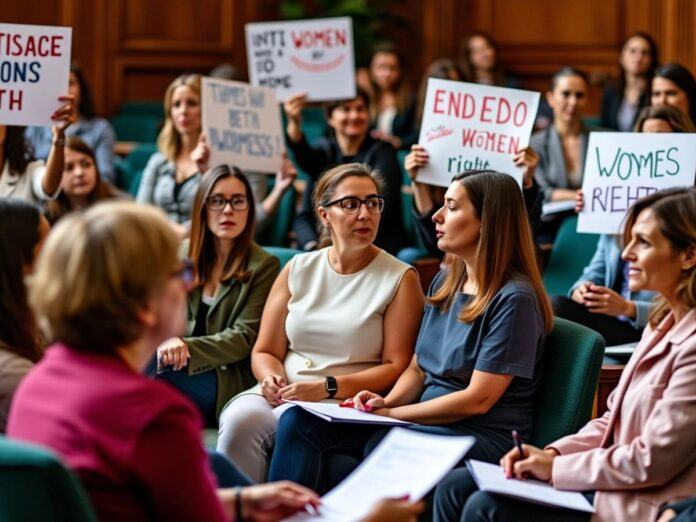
[578,132,696,234]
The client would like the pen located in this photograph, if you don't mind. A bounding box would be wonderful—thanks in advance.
[512,430,525,458]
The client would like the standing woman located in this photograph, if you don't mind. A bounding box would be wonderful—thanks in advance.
[285,89,406,254]
[0,200,50,433]
[600,32,659,131]
[0,97,76,204]
[435,187,696,522]
[154,165,280,426]
[267,171,552,491]
[367,43,418,150]
[25,66,117,184]
[44,136,124,224]
[651,63,696,125]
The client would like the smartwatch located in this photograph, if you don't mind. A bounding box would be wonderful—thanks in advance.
[325,376,338,399]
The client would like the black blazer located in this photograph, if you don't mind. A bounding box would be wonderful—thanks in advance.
[600,83,650,131]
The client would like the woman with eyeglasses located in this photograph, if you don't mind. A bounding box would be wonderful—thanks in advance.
[217,163,423,483]
[153,165,280,427]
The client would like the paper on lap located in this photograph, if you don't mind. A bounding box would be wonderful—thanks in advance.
[466,459,595,513]
[286,400,413,426]
[283,428,475,521]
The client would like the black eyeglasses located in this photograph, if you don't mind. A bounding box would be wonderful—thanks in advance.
[206,195,249,212]
[323,195,385,215]
[171,259,195,288]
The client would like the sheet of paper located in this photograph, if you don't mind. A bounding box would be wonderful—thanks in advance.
[605,341,639,356]
[287,400,413,426]
[542,200,576,217]
[284,428,475,521]
[467,460,595,513]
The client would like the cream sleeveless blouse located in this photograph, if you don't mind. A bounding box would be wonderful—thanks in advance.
[283,247,412,383]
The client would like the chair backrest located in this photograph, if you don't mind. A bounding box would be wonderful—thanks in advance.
[256,184,297,247]
[543,215,600,296]
[262,246,303,269]
[119,143,159,196]
[0,436,97,522]
[109,114,161,143]
[531,317,605,447]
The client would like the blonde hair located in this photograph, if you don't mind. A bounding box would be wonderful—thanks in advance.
[429,171,553,333]
[28,201,180,353]
[157,74,202,162]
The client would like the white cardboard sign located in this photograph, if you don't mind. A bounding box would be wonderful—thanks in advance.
[416,78,539,187]
[0,23,72,126]
[245,17,355,102]
[202,77,285,173]
[578,132,696,234]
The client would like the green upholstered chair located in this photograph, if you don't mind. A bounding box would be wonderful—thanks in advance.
[116,143,159,196]
[543,215,600,296]
[531,317,605,447]
[110,114,161,143]
[0,436,97,522]
[262,246,303,269]
[118,100,164,118]
[256,183,297,248]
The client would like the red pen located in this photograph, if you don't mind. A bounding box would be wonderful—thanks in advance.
[339,399,354,408]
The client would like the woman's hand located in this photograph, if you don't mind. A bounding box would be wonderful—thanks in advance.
[260,374,286,406]
[371,129,402,149]
[274,154,297,193]
[571,281,592,305]
[283,93,307,144]
[235,482,320,522]
[51,94,77,134]
[404,145,429,182]
[352,390,386,412]
[276,380,327,402]
[362,498,424,522]
[157,337,190,371]
[575,189,584,213]
[500,444,558,481]
[513,147,539,189]
[583,284,635,318]
[190,133,210,173]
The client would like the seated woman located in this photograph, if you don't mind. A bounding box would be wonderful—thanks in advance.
[7,201,318,521]
[367,43,418,150]
[25,66,117,184]
[457,32,519,88]
[556,105,695,348]
[1,97,76,204]
[267,170,553,492]
[651,62,696,125]
[600,32,659,132]
[0,200,49,433]
[284,89,406,255]
[434,187,696,522]
[217,163,423,483]
[153,165,280,427]
[44,137,125,224]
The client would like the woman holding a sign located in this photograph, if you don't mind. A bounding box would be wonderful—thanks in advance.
[284,89,407,255]
[435,187,696,522]
[0,96,76,204]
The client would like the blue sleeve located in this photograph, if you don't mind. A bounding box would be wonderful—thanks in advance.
[474,289,543,379]
[93,120,117,185]
[568,234,606,295]
[136,153,164,204]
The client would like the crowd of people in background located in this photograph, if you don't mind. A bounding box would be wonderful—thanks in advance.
[1,27,696,522]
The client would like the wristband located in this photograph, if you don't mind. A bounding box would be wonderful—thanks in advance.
[235,487,244,522]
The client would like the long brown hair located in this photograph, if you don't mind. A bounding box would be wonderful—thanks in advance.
[157,74,202,162]
[368,43,412,119]
[634,104,696,133]
[458,32,505,86]
[622,187,696,327]
[45,136,116,224]
[428,171,553,333]
[188,165,256,285]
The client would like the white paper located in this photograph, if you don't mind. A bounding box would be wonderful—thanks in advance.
[416,78,540,187]
[578,133,696,234]
[0,23,72,126]
[245,17,356,102]
[284,428,475,521]
[287,400,413,426]
[467,460,595,513]
[542,200,576,217]
[201,77,284,173]
[605,341,639,356]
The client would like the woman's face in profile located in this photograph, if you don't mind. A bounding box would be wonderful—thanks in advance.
[432,182,481,258]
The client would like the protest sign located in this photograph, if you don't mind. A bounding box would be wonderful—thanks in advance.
[578,132,696,234]
[416,78,539,187]
[0,23,72,127]
[202,77,285,173]
[245,17,355,102]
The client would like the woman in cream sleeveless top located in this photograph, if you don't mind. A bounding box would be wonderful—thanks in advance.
[217,163,423,482]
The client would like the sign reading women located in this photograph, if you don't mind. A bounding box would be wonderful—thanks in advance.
[416,78,539,187]
[0,23,72,126]
[578,132,696,234]
[245,17,355,102]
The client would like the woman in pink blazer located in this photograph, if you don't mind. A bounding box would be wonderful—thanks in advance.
[434,186,696,522]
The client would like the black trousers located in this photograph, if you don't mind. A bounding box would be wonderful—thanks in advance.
[551,295,643,346]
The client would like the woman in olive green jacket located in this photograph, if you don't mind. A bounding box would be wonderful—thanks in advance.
[155,165,279,425]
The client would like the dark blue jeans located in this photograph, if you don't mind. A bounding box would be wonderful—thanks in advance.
[434,467,593,522]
